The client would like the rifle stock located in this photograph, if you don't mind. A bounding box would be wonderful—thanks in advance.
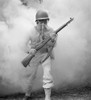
[22,18,74,67]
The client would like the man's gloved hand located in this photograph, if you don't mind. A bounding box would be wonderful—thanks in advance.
[51,33,57,41]
[46,34,57,47]
[27,48,36,54]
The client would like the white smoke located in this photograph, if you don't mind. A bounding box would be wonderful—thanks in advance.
[0,0,91,95]
[0,0,37,94]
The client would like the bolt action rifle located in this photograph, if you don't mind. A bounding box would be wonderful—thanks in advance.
[21,18,74,67]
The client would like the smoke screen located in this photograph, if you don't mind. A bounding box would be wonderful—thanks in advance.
[0,0,91,95]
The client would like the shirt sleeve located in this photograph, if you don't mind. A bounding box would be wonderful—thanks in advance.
[47,27,57,47]
[26,28,36,51]
[27,27,40,50]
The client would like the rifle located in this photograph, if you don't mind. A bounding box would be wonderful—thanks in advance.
[22,18,74,67]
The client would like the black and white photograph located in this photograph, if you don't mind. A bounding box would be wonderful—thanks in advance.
[0,0,90,100]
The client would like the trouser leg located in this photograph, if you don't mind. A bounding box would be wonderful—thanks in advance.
[24,52,45,99]
[42,57,54,100]
[24,65,38,97]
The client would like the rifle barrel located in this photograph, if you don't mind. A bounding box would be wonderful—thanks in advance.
[55,18,74,34]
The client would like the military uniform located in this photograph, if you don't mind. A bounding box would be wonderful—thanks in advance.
[23,10,56,100]
[25,25,55,96]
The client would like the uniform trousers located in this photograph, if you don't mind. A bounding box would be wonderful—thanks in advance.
[25,52,54,96]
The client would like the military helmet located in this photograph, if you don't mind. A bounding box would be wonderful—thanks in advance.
[35,10,49,21]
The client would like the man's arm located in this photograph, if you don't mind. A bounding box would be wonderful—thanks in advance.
[26,38,36,54]
[46,28,57,48]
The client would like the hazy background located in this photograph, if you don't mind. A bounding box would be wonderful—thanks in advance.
[0,0,91,95]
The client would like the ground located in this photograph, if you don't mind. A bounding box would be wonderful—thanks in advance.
[0,85,91,100]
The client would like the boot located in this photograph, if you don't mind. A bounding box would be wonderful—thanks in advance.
[44,88,51,100]
[23,92,31,100]
[23,96,30,100]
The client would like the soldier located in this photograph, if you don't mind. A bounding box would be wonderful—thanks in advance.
[23,10,57,100]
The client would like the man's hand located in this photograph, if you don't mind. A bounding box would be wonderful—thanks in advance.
[49,33,57,47]
[51,33,57,41]
[27,48,36,54]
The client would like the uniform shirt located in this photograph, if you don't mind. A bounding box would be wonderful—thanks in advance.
[27,25,56,59]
